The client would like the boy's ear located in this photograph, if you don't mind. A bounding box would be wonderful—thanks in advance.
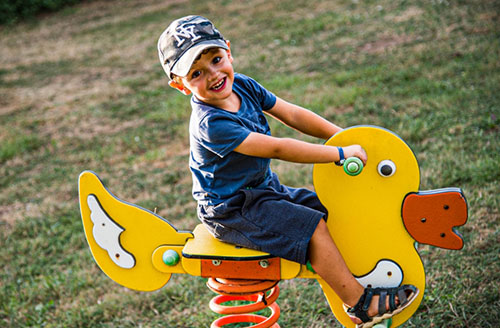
[225,40,233,62]
[168,80,192,96]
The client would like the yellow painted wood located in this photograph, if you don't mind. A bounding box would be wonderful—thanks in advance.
[152,245,187,274]
[312,126,425,328]
[182,224,301,279]
[280,259,301,280]
[79,171,193,291]
[296,265,320,279]
[183,224,271,259]
[181,257,201,277]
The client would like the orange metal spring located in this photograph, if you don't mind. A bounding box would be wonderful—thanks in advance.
[207,278,281,328]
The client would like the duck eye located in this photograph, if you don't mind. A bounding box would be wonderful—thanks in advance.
[378,160,396,177]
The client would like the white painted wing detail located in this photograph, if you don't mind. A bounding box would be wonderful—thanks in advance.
[87,195,135,269]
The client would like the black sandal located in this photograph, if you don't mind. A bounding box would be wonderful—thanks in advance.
[346,284,419,328]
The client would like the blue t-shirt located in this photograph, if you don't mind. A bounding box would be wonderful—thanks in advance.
[189,73,277,205]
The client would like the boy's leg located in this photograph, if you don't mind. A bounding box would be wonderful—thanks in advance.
[308,219,364,307]
[308,219,400,324]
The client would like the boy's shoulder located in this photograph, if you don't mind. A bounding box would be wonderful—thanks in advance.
[234,73,275,103]
[234,72,261,90]
[234,72,251,83]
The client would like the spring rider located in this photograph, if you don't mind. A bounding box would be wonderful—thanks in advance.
[79,125,468,327]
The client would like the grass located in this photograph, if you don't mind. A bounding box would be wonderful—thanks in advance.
[0,0,499,327]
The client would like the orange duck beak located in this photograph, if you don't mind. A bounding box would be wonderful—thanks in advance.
[402,188,468,250]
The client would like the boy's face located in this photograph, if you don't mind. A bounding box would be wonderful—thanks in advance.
[176,47,234,106]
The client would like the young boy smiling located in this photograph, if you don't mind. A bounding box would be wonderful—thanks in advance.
[158,15,418,327]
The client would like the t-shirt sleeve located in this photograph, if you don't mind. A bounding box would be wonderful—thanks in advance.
[238,74,277,111]
[199,113,251,158]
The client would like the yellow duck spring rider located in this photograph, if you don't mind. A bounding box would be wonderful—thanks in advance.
[79,125,468,328]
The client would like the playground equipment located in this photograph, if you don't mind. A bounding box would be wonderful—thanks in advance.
[79,125,468,327]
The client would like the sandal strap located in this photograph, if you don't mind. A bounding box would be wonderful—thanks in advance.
[378,290,388,316]
[348,284,418,323]
[347,287,374,323]
[389,288,397,311]
[373,285,411,314]
[357,308,372,323]
[398,287,408,305]
[362,288,374,311]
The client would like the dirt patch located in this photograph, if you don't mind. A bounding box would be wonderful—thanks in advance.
[359,34,414,54]
[0,0,185,122]
[323,105,354,117]
[390,7,424,23]
[65,115,146,140]
[0,0,184,69]
[0,202,26,227]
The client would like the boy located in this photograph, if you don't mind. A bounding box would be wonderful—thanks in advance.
[158,15,418,327]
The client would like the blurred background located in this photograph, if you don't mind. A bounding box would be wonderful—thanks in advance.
[1,0,498,327]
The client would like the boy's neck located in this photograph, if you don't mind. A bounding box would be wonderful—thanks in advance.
[202,91,241,113]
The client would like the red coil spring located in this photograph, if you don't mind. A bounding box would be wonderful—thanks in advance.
[207,278,281,328]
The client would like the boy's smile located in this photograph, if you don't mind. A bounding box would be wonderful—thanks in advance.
[178,47,239,111]
[211,77,227,92]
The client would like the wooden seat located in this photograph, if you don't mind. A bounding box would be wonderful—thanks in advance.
[182,224,302,280]
[182,224,272,260]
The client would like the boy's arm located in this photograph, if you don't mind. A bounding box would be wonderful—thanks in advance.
[266,97,342,140]
[233,133,367,164]
[234,96,366,164]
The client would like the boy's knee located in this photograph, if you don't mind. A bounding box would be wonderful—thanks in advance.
[313,218,329,238]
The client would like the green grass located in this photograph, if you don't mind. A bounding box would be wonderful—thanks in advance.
[1,0,499,327]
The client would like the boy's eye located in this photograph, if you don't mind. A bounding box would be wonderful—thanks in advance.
[213,57,222,64]
[191,70,201,79]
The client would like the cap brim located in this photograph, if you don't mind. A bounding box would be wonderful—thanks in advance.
[170,39,228,78]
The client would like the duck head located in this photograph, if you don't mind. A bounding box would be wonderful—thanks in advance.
[313,125,468,328]
[315,125,468,252]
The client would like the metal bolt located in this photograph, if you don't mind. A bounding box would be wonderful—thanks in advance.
[259,260,269,268]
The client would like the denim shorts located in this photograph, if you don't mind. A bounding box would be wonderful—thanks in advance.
[197,173,328,264]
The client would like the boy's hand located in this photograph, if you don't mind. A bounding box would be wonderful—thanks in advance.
[343,145,367,165]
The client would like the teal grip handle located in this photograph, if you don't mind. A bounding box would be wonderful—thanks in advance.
[343,157,363,176]
[162,249,180,266]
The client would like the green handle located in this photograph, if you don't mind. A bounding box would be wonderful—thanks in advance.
[162,249,180,266]
[343,157,363,176]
